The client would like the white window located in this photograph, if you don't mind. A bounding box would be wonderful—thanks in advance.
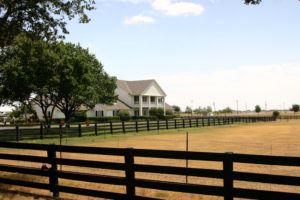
[143,96,148,103]
[134,110,139,116]
[158,97,163,104]
[113,110,119,116]
[151,96,155,103]
[134,96,139,104]
[96,111,104,117]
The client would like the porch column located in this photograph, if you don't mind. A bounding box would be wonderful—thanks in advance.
[148,96,151,115]
[139,95,143,116]
[156,96,158,108]
[163,97,166,115]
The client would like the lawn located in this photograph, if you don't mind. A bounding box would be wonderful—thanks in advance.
[0,119,300,200]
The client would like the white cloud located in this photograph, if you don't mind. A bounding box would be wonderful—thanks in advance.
[152,0,205,16]
[150,64,300,111]
[124,15,155,24]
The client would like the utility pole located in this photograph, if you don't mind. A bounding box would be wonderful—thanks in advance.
[213,102,216,112]
[265,101,267,111]
[236,100,239,116]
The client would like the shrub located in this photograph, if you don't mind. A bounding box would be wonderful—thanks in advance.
[70,111,87,122]
[273,110,280,118]
[118,110,130,121]
[131,115,157,121]
[163,115,175,120]
[88,116,120,122]
[166,109,173,115]
[149,108,158,116]
[157,108,164,115]
[15,118,25,124]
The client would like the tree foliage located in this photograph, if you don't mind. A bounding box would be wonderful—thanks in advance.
[291,104,300,114]
[0,35,59,124]
[0,0,95,49]
[185,106,192,114]
[49,42,118,124]
[244,0,262,5]
[10,102,35,118]
[272,110,280,118]
[0,36,117,124]
[255,105,261,114]
[172,105,181,113]
[220,107,233,114]
[193,106,212,115]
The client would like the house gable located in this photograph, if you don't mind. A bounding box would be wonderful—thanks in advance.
[142,81,166,96]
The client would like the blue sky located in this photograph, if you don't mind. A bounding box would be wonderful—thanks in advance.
[3,0,300,112]
[63,0,300,111]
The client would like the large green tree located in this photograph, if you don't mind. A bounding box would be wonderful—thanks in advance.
[0,35,59,124]
[0,36,117,124]
[291,104,300,115]
[172,105,181,113]
[220,107,233,115]
[0,0,95,50]
[255,105,261,115]
[53,42,117,124]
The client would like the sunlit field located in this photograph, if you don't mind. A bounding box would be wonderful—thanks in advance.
[1,119,300,200]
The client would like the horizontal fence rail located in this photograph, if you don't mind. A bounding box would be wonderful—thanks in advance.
[0,116,275,142]
[0,142,300,199]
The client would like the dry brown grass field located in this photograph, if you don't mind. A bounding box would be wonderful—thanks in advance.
[1,119,300,200]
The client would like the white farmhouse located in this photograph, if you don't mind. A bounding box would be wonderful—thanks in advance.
[35,79,172,119]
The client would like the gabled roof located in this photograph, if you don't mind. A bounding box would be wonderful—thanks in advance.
[165,103,173,110]
[80,100,131,111]
[98,100,131,110]
[117,79,166,96]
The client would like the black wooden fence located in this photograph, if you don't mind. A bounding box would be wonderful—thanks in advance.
[0,142,300,199]
[0,116,275,141]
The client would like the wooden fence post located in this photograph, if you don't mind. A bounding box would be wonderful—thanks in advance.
[122,121,126,133]
[157,120,160,130]
[78,124,82,137]
[147,120,150,131]
[110,121,113,134]
[48,144,59,197]
[183,119,185,128]
[196,118,199,127]
[59,124,62,139]
[223,152,233,200]
[208,118,210,126]
[95,123,98,135]
[16,125,19,142]
[175,119,177,129]
[189,119,192,128]
[135,121,138,133]
[202,118,204,127]
[166,119,169,130]
[125,148,135,199]
[40,124,43,139]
